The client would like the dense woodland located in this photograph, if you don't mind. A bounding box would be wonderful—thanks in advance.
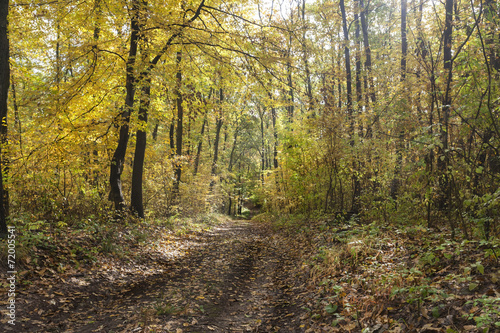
[0,0,498,234]
[0,0,499,331]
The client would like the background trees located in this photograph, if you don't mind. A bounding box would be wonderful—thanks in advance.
[2,0,499,240]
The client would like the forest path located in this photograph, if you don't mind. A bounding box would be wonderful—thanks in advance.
[11,220,308,332]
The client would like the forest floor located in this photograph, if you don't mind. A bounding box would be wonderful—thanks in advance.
[1,217,310,332]
[0,214,499,332]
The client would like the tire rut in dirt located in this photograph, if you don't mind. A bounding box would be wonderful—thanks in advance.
[188,222,306,333]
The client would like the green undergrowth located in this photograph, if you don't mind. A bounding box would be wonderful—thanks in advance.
[257,212,500,332]
[0,212,231,283]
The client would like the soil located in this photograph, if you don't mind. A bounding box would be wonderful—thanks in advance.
[2,220,308,333]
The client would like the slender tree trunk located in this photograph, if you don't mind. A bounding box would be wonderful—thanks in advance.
[271,105,278,169]
[258,105,266,184]
[130,77,151,218]
[211,118,223,189]
[11,78,21,154]
[194,116,206,176]
[286,27,295,123]
[390,0,408,200]
[300,0,314,115]
[359,0,376,138]
[352,8,363,209]
[437,0,454,210]
[173,51,183,193]
[0,0,9,235]
[210,88,223,190]
[340,0,358,213]
[193,89,212,176]
[169,118,175,156]
[108,0,140,213]
[228,128,238,172]
[340,0,353,140]
[152,121,158,141]
[354,11,363,123]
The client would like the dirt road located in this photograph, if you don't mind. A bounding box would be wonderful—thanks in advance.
[8,220,308,332]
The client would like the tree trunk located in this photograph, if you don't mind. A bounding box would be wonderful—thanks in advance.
[271,106,278,169]
[354,10,363,124]
[340,0,358,213]
[258,105,266,184]
[390,0,408,200]
[130,77,151,218]
[437,0,454,210]
[108,0,140,213]
[194,116,206,176]
[210,88,223,190]
[300,0,314,115]
[228,128,238,172]
[0,0,9,235]
[340,0,353,140]
[359,0,376,137]
[193,89,212,176]
[286,30,295,123]
[211,118,223,189]
[173,51,183,193]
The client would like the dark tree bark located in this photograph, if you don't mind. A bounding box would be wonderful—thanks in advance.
[340,0,358,213]
[258,104,266,184]
[285,26,295,123]
[353,6,363,210]
[210,88,224,190]
[194,116,206,176]
[194,90,211,176]
[354,11,363,121]
[169,117,175,156]
[173,51,183,193]
[0,0,9,235]
[437,0,454,210]
[108,0,140,213]
[130,78,151,218]
[108,0,205,216]
[400,0,408,81]
[271,105,278,169]
[211,117,223,187]
[340,0,353,139]
[152,121,159,141]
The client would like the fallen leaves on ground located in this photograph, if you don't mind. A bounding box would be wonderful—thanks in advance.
[0,214,498,332]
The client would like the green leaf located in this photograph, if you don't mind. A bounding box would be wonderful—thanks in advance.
[469,282,479,291]
[476,263,484,274]
[432,306,440,318]
[325,304,338,314]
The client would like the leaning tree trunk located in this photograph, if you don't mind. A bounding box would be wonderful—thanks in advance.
[108,0,140,213]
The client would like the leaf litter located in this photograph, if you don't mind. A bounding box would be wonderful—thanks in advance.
[0,215,498,332]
